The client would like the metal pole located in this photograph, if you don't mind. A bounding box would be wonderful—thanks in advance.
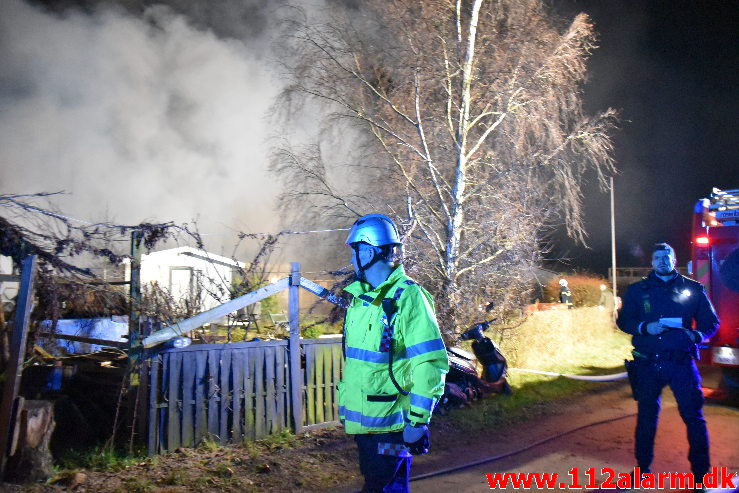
[610,176,618,312]
[288,262,303,434]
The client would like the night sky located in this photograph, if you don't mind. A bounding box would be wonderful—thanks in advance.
[553,0,739,274]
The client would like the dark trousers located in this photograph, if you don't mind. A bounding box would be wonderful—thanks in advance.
[355,431,411,493]
[632,358,710,478]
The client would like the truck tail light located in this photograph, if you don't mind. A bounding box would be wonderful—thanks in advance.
[695,236,710,246]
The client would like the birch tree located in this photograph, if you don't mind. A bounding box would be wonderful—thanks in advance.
[273,0,617,337]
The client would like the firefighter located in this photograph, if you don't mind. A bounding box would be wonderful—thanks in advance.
[617,243,719,488]
[558,278,573,308]
[339,214,449,493]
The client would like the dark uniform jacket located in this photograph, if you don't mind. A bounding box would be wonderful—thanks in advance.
[617,271,719,355]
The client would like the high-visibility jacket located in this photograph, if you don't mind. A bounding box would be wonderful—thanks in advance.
[338,265,449,434]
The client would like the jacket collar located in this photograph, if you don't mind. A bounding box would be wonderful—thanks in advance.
[646,270,680,286]
[344,264,407,297]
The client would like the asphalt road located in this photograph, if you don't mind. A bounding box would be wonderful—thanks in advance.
[408,367,739,493]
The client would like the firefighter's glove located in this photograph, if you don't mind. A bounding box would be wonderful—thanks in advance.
[403,424,430,455]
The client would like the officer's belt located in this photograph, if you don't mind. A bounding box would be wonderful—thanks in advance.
[632,349,692,363]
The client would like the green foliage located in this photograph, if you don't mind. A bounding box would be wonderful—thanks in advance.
[259,293,281,315]
[117,477,155,493]
[301,325,324,339]
[300,319,342,339]
[260,430,298,451]
[543,273,608,306]
[242,439,260,459]
[197,436,220,452]
[160,468,187,486]
[57,444,147,472]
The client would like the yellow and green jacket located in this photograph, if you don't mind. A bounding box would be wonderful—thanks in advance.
[338,265,449,434]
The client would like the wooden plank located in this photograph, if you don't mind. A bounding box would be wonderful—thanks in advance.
[147,355,160,455]
[0,255,37,476]
[304,344,316,425]
[219,349,232,445]
[323,345,332,423]
[181,350,195,447]
[244,348,255,441]
[264,348,276,434]
[193,351,207,445]
[332,344,342,421]
[275,347,286,432]
[253,348,265,439]
[288,262,303,434]
[231,350,244,443]
[313,344,321,425]
[207,350,219,440]
[136,358,150,450]
[167,352,182,451]
[160,353,170,451]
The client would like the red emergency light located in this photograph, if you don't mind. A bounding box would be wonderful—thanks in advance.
[695,236,710,246]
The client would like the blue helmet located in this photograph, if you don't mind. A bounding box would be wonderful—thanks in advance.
[346,214,401,247]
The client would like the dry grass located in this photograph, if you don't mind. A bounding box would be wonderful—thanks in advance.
[496,307,630,374]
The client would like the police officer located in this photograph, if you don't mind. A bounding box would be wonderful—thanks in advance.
[617,243,719,486]
[339,214,449,493]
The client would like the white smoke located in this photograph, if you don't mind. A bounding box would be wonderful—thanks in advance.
[0,0,281,252]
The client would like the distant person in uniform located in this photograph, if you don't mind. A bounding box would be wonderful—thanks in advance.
[598,283,616,318]
[558,278,573,309]
[617,243,719,488]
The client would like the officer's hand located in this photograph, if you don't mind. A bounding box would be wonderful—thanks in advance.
[403,424,430,455]
[645,322,666,335]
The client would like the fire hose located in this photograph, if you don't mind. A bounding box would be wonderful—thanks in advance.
[409,412,637,482]
[508,368,628,381]
[406,370,632,482]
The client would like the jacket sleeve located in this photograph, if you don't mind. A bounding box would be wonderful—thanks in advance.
[616,284,645,336]
[694,285,720,341]
[398,285,449,425]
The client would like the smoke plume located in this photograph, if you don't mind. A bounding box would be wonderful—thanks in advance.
[0,0,285,255]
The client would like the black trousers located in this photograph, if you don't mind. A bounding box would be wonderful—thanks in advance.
[632,358,710,478]
[354,431,411,493]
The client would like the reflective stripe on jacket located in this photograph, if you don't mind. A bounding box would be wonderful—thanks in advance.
[338,265,449,434]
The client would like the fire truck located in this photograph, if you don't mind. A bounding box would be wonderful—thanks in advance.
[690,188,739,395]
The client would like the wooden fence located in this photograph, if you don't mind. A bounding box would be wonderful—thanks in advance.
[146,337,343,454]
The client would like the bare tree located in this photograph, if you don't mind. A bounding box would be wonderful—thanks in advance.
[274,0,617,338]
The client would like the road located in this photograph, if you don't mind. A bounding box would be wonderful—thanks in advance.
[408,368,739,492]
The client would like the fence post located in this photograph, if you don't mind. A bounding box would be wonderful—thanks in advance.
[288,262,303,434]
[0,255,37,478]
